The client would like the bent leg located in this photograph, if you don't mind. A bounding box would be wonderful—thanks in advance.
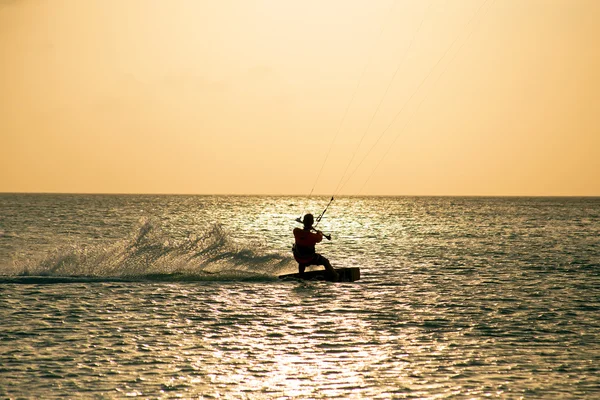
[316,255,339,281]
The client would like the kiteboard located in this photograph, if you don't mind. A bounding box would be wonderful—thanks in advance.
[278,267,360,282]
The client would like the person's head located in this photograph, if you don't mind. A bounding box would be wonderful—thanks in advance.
[303,213,314,228]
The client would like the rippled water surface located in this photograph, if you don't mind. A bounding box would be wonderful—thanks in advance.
[1,195,599,398]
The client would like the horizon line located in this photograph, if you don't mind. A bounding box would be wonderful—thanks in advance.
[1,191,599,198]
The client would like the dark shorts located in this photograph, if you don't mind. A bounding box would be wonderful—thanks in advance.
[298,253,329,267]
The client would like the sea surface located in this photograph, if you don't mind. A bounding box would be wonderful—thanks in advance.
[1,194,599,399]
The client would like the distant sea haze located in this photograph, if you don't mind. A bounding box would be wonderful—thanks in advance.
[1,194,599,398]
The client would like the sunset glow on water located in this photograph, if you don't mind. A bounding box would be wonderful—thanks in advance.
[1,195,599,398]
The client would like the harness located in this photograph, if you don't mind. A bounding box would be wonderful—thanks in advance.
[292,244,316,264]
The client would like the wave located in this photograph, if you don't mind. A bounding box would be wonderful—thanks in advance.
[2,218,295,282]
[0,274,278,285]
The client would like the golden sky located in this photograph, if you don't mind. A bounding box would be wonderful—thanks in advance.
[1,0,599,195]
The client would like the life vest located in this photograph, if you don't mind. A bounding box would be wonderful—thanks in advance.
[292,228,323,263]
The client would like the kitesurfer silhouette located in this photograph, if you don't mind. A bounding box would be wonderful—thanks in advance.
[292,213,339,281]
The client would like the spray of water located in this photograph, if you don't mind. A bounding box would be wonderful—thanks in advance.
[10,218,294,282]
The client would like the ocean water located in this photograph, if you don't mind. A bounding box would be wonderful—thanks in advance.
[1,194,599,399]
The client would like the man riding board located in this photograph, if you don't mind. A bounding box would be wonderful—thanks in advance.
[292,213,339,281]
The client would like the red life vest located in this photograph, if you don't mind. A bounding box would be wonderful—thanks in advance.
[293,228,323,263]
